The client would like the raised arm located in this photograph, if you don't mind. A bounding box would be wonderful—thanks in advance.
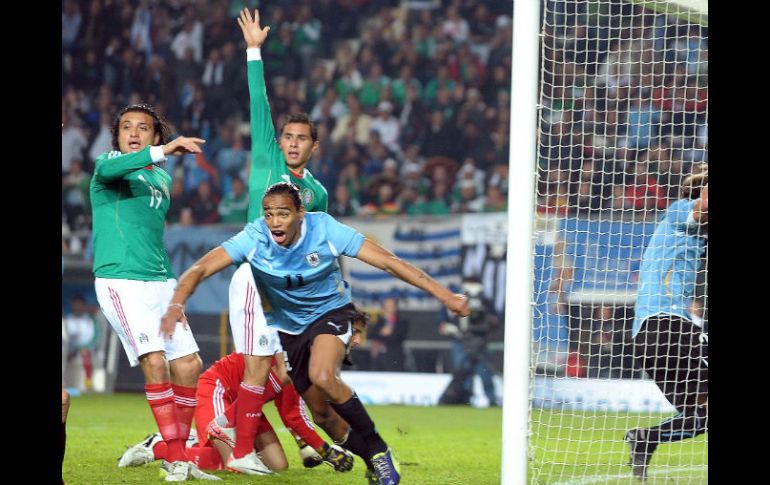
[237,8,279,167]
[160,246,233,337]
[355,239,470,317]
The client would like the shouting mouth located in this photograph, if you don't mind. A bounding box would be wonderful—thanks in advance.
[271,230,287,245]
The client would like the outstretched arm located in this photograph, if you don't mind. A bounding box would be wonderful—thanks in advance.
[160,246,233,337]
[355,239,469,317]
[94,137,205,182]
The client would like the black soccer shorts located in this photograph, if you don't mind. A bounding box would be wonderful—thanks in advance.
[279,303,358,394]
[633,315,708,412]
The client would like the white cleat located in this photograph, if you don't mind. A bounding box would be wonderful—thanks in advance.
[118,432,163,467]
[164,461,191,482]
[226,450,275,475]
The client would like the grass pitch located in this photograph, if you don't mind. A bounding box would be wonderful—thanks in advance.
[63,393,706,484]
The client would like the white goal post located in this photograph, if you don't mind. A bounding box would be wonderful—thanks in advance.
[503,1,708,484]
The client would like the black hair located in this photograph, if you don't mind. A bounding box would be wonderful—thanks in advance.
[263,181,302,210]
[280,113,318,142]
[111,104,173,150]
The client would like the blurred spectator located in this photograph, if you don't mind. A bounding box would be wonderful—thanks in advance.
[369,100,401,155]
[292,4,322,79]
[62,0,82,51]
[187,179,221,224]
[369,297,409,372]
[420,110,459,159]
[62,159,92,231]
[167,178,190,225]
[331,94,372,146]
[63,295,100,392]
[62,111,88,175]
[623,161,667,212]
[171,7,204,63]
[218,176,249,224]
[330,183,361,218]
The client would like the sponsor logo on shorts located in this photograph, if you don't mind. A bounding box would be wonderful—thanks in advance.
[245,412,262,418]
[306,251,321,267]
[259,335,268,347]
[139,333,149,343]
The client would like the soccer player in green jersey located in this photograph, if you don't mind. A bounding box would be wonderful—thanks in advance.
[90,104,218,482]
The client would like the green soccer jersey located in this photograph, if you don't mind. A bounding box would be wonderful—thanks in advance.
[90,147,175,281]
[246,57,328,222]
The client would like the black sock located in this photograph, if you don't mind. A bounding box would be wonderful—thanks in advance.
[334,426,374,469]
[646,406,708,444]
[330,393,388,458]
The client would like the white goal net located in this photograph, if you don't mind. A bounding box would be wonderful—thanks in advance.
[529,0,708,483]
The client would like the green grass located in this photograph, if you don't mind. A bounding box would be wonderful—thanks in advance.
[63,394,707,485]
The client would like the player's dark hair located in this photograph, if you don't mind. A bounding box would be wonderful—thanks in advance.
[680,163,708,199]
[264,181,302,210]
[111,104,173,150]
[280,113,318,142]
[350,308,370,328]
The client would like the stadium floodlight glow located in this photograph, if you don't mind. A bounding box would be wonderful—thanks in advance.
[504,0,708,483]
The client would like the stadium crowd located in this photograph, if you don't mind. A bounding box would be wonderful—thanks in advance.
[62,0,707,255]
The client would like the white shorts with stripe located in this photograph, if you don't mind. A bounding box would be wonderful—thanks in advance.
[95,278,199,367]
[228,263,282,357]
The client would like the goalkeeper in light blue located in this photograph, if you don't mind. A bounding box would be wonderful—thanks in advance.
[626,164,708,481]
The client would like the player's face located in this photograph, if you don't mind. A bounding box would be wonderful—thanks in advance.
[118,111,160,153]
[262,194,305,247]
[278,123,318,172]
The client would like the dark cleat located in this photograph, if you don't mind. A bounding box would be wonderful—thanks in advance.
[625,428,658,481]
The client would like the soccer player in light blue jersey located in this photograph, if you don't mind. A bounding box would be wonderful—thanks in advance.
[626,165,708,481]
[161,182,470,485]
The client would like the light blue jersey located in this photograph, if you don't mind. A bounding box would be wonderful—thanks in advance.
[632,199,707,336]
[222,212,366,334]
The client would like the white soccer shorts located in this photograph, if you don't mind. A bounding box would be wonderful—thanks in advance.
[95,278,199,367]
[228,263,282,357]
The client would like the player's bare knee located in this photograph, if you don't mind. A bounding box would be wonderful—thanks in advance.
[308,367,337,393]
[139,352,169,383]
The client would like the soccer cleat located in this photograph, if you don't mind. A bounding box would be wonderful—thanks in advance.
[625,428,658,481]
[117,432,163,467]
[226,451,275,475]
[319,443,354,472]
[365,467,381,485]
[164,461,191,482]
[371,448,401,485]
[299,445,323,468]
[206,419,236,449]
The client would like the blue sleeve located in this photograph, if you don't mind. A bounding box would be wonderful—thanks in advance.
[322,213,366,257]
[668,199,696,229]
[222,221,266,264]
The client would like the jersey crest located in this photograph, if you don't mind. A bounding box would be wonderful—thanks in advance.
[300,188,314,206]
[305,251,321,267]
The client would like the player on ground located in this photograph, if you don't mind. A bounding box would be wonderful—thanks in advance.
[90,104,217,482]
[625,164,709,481]
[118,308,368,473]
[160,182,470,485]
